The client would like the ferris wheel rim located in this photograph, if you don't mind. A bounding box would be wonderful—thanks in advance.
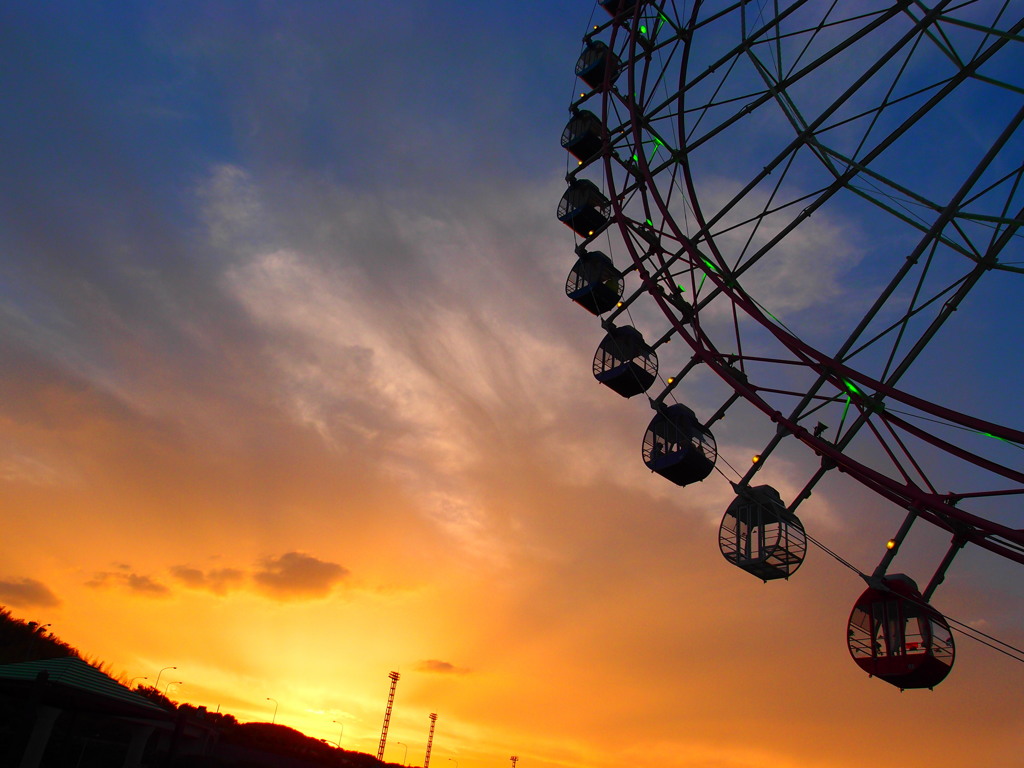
[587,0,1024,562]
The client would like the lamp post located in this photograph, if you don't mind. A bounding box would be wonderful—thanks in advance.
[267,697,279,725]
[164,681,183,694]
[396,741,408,766]
[128,676,147,689]
[154,666,177,690]
[332,720,345,748]
[448,758,459,768]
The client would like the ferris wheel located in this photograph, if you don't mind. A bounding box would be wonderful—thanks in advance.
[559,0,1024,689]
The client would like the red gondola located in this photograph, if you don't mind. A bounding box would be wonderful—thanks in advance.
[847,574,955,690]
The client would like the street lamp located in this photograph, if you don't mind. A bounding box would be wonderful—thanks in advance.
[448,758,459,768]
[128,676,147,689]
[396,741,408,766]
[332,720,345,748]
[267,697,279,725]
[154,666,177,689]
[164,680,183,694]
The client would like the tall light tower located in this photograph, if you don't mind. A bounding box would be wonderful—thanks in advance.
[377,671,401,761]
[510,755,519,768]
[423,713,438,768]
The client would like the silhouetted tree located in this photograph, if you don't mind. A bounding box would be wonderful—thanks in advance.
[0,606,80,663]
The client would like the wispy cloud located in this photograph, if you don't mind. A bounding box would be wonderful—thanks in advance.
[170,565,245,595]
[0,447,71,487]
[415,659,470,675]
[86,570,171,597]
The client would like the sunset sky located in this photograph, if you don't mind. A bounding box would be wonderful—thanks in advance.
[1,3,1022,768]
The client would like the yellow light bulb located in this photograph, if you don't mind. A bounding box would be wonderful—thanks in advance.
[667,377,675,384]
[752,454,761,464]
[886,539,897,550]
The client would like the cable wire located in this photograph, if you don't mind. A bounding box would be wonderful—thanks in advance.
[803,531,1024,664]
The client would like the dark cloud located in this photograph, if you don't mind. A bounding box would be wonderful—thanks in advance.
[0,577,61,608]
[171,565,245,595]
[415,659,470,675]
[125,574,169,595]
[87,570,170,597]
[252,552,349,599]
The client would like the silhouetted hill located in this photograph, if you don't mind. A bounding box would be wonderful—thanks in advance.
[0,607,80,664]
[0,605,411,768]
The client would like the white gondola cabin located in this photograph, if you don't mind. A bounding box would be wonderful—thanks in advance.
[557,179,610,237]
[847,574,955,689]
[719,485,806,581]
[566,250,623,315]
[593,325,657,397]
[642,404,716,485]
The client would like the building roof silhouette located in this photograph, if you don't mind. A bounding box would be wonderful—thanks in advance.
[0,656,168,716]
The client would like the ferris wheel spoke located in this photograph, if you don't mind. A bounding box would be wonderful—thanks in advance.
[820,192,1018,390]
[841,274,966,367]
[839,179,1024,384]
[863,409,940,493]
[687,8,1021,278]
[880,408,1024,486]
[913,1,1023,68]
[681,2,920,155]
[907,5,968,68]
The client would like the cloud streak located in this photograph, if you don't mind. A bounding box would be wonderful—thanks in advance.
[169,554,352,601]
[0,577,61,608]
[415,659,470,675]
[86,570,171,597]
[170,565,245,596]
